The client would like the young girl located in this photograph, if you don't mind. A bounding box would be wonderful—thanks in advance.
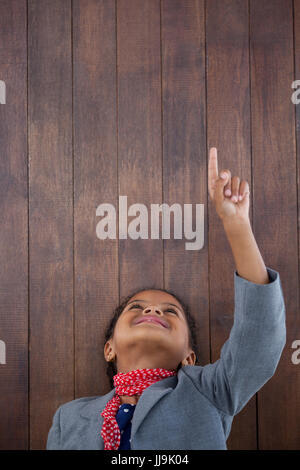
[46,148,286,450]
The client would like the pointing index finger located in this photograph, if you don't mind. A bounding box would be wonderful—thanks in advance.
[208,147,218,185]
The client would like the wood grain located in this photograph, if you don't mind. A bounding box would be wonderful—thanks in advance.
[0,0,28,450]
[251,0,299,449]
[118,0,164,297]
[206,0,256,449]
[161,0,209,383]
[73,0,119,397]
[28,0,74,449]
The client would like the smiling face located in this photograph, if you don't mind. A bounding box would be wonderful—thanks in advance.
[104,289,196,374]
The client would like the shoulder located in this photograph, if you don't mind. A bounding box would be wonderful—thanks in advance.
[55,390,115,423]
[179,364,204,382]
[178,364,208,391]
[58,395,101,415]
[47,394,113,450]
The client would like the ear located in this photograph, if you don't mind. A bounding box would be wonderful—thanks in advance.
[104,339,115,363]
[181,350,196,367]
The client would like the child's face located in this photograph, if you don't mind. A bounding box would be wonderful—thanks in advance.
[104,289,196,373]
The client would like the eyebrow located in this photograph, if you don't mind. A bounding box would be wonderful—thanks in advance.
[126,299,184,314]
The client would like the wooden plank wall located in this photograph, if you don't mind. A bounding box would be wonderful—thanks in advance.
[0,0,299,450]
[0,0,28,451]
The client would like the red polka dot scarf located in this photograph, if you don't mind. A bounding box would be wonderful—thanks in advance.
[100,367,177,450]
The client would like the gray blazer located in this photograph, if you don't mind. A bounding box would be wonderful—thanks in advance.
[47,266,286,450]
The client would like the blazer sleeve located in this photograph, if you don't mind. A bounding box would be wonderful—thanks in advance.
[184,266,286,416]
[46,405,62,450]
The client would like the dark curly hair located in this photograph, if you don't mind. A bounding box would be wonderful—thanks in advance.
[103,286,200,389]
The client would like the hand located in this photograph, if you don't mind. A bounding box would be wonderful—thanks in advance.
[208,147,250,223]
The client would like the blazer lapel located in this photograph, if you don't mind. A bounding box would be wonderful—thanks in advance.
[79,375,177,449]
[79,388,116,450]
[130,375,177,441]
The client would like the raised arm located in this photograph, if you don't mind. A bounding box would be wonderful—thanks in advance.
[182,148,286,415]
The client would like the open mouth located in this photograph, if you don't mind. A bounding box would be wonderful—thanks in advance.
[134,318,168,328]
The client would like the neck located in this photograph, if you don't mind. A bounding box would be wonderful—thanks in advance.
[115,358,181,375]
[115,364,179,406]
[119,395,140,405]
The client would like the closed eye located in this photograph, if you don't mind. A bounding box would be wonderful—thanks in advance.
[129,303,143,310]
[165,308,177,315]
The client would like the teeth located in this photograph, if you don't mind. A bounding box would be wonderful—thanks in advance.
[140,319,163,326]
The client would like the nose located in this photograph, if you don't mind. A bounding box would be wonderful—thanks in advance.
[143,305,163,316]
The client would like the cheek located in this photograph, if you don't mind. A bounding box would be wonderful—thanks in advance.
[175,325,190,349]
[112,316,134,343]
[170,322,188,341]
[174,332,189,349]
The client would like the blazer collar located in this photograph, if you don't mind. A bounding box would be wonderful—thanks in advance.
[79,373,179,448]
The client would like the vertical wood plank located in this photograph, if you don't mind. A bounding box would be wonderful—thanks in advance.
[73,0,119,397]
[161,0,209,369]
[0,0,28,450]
[118,0,163,297]
[295,0,300,393]
[28,0,74,449]
[295,6,300,440]
[206,0,256,449]
[251,0,299,449]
